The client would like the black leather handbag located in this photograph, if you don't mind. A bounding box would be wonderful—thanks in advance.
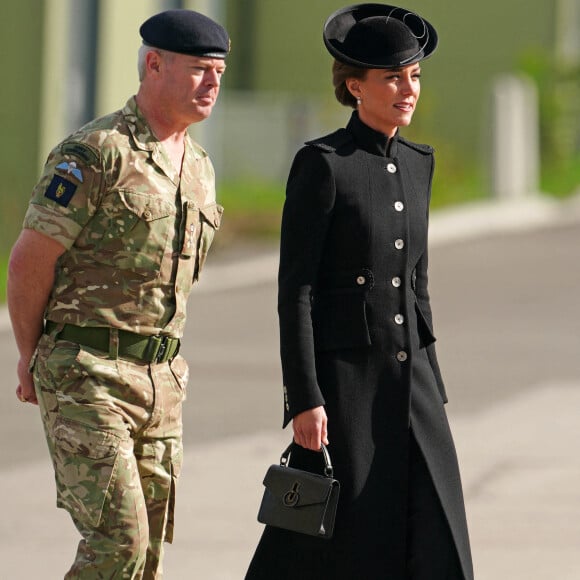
[257,442,340,539]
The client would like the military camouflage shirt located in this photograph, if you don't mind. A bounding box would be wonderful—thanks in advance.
[24,97,222,338]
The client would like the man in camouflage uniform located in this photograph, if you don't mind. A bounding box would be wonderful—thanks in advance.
[7,10,229,579]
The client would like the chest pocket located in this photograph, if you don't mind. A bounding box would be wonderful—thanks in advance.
[194,202,223,280]
[86,189,175,278]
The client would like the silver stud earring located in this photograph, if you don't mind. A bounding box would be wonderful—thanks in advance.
[356,97,362,106]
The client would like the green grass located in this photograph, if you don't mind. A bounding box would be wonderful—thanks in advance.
[431,173,488,209]
[216,179,285,243]
[218,180,285,212]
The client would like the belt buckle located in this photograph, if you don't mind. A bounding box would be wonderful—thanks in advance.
[156,336,169,363]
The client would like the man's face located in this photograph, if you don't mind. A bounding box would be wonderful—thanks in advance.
[157,52,226,125]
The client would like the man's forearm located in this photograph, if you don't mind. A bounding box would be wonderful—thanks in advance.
[7,230,64,361]
[8,268,53,363]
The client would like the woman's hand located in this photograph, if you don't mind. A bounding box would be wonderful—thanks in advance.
[292,406,329,451]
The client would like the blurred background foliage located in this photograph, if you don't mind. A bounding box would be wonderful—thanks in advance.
[517,49,580,196]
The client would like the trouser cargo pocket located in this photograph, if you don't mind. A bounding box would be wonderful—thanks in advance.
[53,416,121,527]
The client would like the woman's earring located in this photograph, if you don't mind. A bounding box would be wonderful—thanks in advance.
[356,96,362,106]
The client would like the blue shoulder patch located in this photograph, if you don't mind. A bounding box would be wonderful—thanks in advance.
[45,175,77,207]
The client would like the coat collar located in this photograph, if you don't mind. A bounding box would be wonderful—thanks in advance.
[346,111,399,158]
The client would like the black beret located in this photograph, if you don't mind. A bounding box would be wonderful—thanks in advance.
[323,3,437,69]
[140,9,230,59]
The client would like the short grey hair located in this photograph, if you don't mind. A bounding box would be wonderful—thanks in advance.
[137,44,176,81]
[137,44,152,81]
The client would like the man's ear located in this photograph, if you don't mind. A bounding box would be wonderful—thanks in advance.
[146,50,162,74]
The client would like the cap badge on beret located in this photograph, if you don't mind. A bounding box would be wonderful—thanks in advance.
[140,9,230,58]
[323,3,437,69]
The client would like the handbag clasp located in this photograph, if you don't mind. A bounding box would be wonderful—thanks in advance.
[283,482,301,507]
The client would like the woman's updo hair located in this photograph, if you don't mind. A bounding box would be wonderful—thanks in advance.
[332,59,367,108]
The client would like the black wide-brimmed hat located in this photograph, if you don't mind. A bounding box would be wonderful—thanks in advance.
[323,3,437,68]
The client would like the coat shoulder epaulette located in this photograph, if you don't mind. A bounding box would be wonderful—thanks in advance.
[398,136,434,155]
[305,129,352,153]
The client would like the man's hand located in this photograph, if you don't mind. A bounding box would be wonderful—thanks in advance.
[16,357,38,405]
[292,406,329,451]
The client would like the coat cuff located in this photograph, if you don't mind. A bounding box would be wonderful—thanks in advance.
[282,385,326,428]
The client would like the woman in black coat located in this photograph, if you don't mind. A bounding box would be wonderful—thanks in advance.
[247,4,473,579]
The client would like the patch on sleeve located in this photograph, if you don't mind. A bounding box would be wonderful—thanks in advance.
[44,175,78,207]
[56,161,83,183]
[60,142,99,166]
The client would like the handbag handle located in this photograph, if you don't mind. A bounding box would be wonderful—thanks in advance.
[280,442,334,478]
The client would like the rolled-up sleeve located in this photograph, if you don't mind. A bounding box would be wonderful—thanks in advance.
[23,141,103,249]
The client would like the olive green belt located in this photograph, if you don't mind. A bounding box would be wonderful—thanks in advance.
[45,321,180,364]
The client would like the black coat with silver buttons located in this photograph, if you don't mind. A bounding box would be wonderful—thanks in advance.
[249,112,473,580]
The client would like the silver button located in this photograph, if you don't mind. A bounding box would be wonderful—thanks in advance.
[394,201,404,212]
[391,276,401,288]
[356,275,366,285]
[387,163,397,173]
[394,314,404,325]
[396,351,408,362]
[143,209,152,219]
[394,239,405,250]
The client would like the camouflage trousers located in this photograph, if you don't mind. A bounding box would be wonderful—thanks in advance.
[32,332,189,579]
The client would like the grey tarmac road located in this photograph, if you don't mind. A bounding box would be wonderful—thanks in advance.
[1,196,579,579]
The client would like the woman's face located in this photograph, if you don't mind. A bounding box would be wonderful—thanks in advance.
[347,63,421,137]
